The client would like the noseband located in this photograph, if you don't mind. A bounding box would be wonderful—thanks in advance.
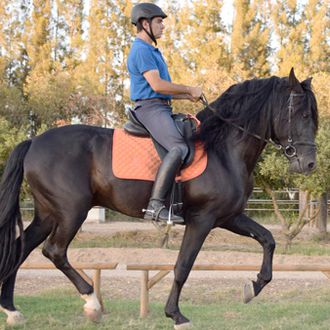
[200,91,316,159]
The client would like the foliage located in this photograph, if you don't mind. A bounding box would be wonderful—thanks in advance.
[231,0,271,78]
[294,120,330,195]
[312,72,330,117]
[0,117,28,174]
[24,69,76,126]
[272,0,329,76]
[0,0,328,125]
[0,80,28,127]
[255,112,330,247]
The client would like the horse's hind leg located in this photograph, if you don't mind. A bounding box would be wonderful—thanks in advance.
[220,213,276,303]
[41,209,102,322]
[0,214,53,326]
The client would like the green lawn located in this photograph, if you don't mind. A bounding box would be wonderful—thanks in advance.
[69,229,330,256]
[1,288,330,330]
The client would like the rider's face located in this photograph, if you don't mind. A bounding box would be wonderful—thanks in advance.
[150,17,165,39]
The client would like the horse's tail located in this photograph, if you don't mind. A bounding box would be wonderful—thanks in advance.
[0,139,32,283]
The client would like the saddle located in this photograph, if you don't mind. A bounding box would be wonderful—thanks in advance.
[123,109,198,168]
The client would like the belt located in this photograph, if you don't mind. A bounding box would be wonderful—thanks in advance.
[135,98,172,106]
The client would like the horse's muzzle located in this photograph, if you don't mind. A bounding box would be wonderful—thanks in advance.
[288,154,317,175]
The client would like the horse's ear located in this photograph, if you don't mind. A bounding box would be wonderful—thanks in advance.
[302,77,313,88]
[288,67,303,92]
[289,68,299,86]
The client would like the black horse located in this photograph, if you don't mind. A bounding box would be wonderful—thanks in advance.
[0,69,318,328]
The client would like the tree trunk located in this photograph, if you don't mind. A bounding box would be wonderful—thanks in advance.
[299,190,308,220]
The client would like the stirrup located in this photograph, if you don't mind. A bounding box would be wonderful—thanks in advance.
[142,205,184,224]
[142,205,166,222]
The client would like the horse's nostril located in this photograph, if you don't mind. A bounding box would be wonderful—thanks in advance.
[308,162,316,170]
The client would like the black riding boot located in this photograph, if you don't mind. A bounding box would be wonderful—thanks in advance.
[144,147,184,224]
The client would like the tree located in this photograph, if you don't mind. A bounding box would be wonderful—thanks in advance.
[0,1,29,126]
[0,1,30,88]
[53,0,85,69]
[272,0,307,75]
[75,0,132,126]
[24,0,52,74]
[305,0,329,73]
[312,72,330,117]
[231,0,271,78]
[24,70,77,126]
[0,116,27,175]
[0,78,27,127]
[159,0,233,114]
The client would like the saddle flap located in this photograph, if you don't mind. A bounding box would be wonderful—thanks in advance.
[172,114,199,168]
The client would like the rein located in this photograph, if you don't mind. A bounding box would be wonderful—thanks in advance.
[199,92,316,159]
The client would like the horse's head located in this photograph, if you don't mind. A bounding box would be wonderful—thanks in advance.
[272,68,318,174]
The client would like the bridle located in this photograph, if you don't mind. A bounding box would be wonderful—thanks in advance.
[199,91,316,159]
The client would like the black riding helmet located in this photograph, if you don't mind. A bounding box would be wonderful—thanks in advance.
[131,3,167,45]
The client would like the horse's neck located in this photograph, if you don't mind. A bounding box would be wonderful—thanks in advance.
[227,131,267,175]
[197,105,269,174]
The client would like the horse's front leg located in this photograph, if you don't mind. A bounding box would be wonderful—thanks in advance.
[165,218,214,329]
[220,213,276,303]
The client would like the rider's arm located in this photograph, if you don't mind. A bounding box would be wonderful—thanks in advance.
[143,70,201,101]
[172,94,194,100]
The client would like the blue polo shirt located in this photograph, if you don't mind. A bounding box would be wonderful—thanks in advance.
[127,38,172,101]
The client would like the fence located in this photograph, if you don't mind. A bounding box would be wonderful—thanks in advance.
[127,263,330,317]
[16,260,330,319]
[20,189,329,222]
[245,189,329,221]
[246,188,301,213]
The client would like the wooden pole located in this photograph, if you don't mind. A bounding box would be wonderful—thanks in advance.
[148,270,171,289]
[318,192,328,233]
[299,190,308,221]
[140,270,149,318]
[76,269,93,286]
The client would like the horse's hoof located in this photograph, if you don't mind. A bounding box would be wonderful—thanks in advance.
[81,292,102,322]
[6,310,26,326]
[243,281,255,304]
[84,308,102,323]
[174,321,192,329]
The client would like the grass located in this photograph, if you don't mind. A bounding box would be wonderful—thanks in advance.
[69,228,330,256]
[1,288,330,330]
[71,230,164,249]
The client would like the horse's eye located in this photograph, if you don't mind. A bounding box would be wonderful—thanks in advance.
[302,112,309,119]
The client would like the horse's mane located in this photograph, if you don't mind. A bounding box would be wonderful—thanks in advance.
[195,76,318,154]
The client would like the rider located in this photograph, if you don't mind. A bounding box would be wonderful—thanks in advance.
[128,3,203,224]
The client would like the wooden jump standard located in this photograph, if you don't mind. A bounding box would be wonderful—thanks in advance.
[20,261,118,310]
[126,263,330,318]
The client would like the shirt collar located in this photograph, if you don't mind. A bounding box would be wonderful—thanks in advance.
[135,37,158,51]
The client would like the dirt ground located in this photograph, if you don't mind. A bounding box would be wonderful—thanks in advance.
[14,221,330,302]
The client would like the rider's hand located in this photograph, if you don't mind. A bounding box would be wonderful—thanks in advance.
[187,86,203,102]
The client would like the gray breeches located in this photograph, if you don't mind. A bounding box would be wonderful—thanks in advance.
[133,99,189,161]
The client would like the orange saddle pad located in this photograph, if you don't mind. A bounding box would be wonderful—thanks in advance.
[112,129,207,182]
